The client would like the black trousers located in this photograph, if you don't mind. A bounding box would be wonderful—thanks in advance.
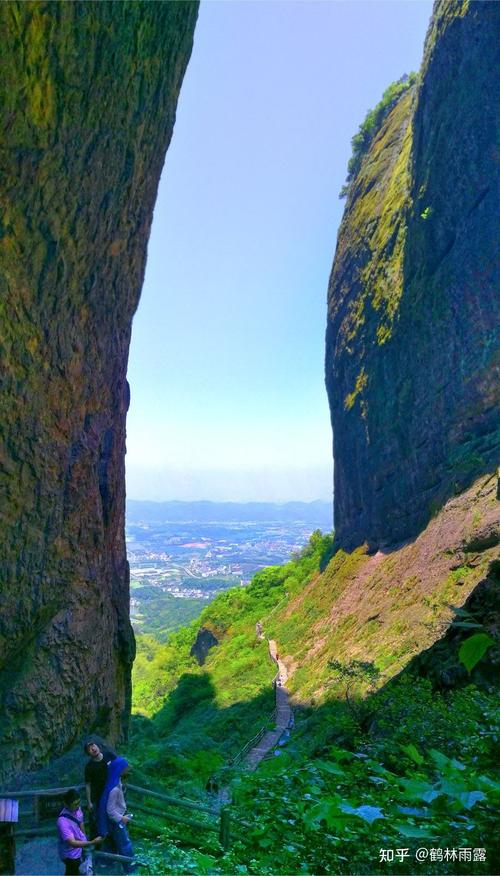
[88,807,98,837]
[64,858,81,875]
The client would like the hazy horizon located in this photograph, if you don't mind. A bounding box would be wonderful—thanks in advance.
[127,496,332,507]
[126,464,333,504]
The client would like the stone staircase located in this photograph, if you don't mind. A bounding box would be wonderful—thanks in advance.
[245,639,292,771]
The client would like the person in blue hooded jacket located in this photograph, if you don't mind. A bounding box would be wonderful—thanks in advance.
[97,757,135,872]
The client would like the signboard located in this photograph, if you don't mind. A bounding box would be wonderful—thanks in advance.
[38,794,66,821]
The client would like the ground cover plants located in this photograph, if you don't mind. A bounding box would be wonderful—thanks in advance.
[133,673,499,875]
[129,532,335,790]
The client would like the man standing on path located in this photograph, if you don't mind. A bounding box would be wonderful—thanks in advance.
[84,739,116,835]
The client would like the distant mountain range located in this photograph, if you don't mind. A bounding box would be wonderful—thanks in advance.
[127,499,333,527]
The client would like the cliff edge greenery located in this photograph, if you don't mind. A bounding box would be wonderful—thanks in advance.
[340,73,417,198]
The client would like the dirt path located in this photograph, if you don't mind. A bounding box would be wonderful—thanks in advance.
[16,838,140,875]
[16,837,65,875]
[245,639,291,771]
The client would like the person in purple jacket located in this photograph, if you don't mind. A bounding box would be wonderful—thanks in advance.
[97,757,135,872]
[57,789,103,875]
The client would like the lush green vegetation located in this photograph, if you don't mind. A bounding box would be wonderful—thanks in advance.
[340,73,418,197]
[130,532,334,787]
[131,675,499,874]
[219,683,499,875]
[127,532,499,874]
[132,531,334,716]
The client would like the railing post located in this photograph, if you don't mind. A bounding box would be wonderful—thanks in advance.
[33,796,40,825]
[0,824,15,876]
[0,799,18,876]
[219,806,230,852]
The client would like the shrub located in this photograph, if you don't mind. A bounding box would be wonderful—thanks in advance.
[340,73,418,197]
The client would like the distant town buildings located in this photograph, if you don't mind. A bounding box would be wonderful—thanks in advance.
[127,519,315,609]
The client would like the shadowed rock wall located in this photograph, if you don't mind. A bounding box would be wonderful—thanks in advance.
[326,0,500,551]
[190,628,219,666]
[0,0,198,779]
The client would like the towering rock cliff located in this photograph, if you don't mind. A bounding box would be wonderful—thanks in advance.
[326,0,500,551]
[0,1,198,779]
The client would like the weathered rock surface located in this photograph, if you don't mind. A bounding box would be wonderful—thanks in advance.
[0,1,198,780]
[326,0,500,550]
[281,472,499,702]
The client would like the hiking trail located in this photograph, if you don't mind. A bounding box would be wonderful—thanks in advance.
[244,639,292,771]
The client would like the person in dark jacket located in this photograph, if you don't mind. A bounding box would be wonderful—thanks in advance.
[57,789,102,875]
[83,738,116,834]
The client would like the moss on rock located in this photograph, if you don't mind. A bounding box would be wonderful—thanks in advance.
[326,0,500,551]
[0,0,198,780]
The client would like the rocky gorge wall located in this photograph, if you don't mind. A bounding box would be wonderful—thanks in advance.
[326,0,500,551]
[0,1,198,779]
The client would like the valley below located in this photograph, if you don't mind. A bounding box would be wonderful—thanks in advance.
[126,500,332,639]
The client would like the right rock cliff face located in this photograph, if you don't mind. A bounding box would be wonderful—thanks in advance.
[326,0,500,551]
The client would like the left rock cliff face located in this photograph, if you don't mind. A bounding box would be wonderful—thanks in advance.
[0,1,198,780]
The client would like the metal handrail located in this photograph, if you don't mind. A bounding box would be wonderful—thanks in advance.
[1,781,233,852]
[231,728,266,766]
[261,591,289,624]
[127,783,216,815]
[93,849,150,869]
[229,705,278,767]
[0,784,85,798]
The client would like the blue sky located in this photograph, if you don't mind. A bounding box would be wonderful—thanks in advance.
[126,0,432,503]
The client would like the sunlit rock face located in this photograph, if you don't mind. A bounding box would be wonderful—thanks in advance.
[0,0,198,779]
[326,0,500,551]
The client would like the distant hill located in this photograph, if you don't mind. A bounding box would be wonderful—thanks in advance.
[127,499,333,527]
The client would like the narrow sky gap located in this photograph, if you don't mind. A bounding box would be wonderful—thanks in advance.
[126,0,432,503]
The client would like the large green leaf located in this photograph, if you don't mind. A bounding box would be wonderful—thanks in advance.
[399,777,439,802]
[340,804,385,823]
[429,749,465,772]
[316,760,345,776]
[458,633,494,673]
[304,799,343,828]
[458,791,486,809]
[401,743,424,765]
[394,823,438,839]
